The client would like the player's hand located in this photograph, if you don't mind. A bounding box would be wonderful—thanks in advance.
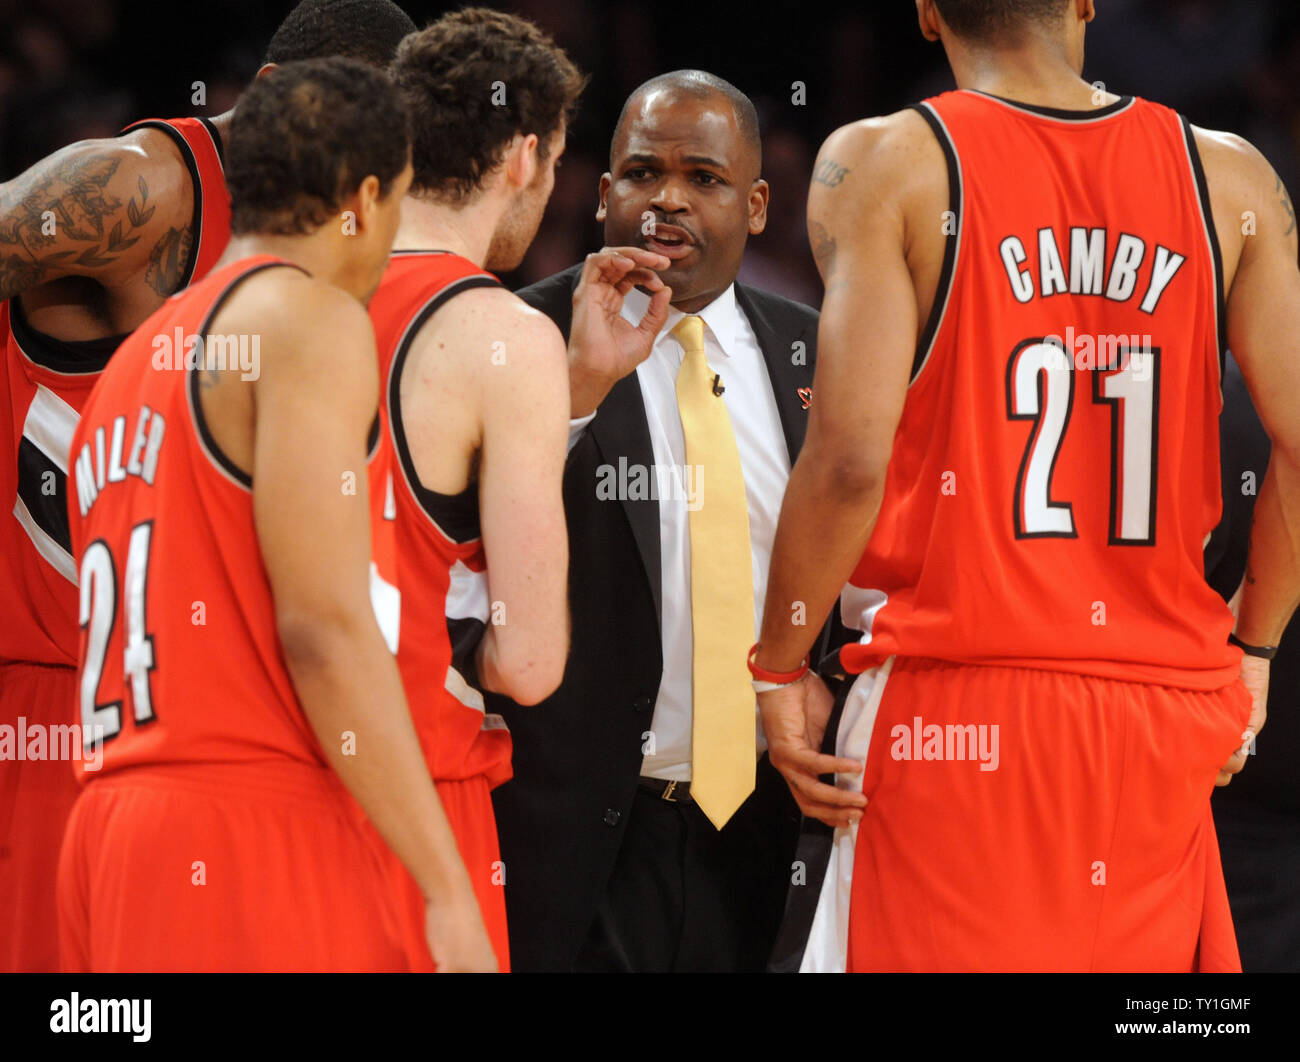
[759,673,866,828]
[568,246,672,417]
[1216,654,1268,786]
[424,893,499,973]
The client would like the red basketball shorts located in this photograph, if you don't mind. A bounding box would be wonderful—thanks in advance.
[840,656,1252,972]
[57,761,408,971]
[375,773,510,972]
[0,661,81,971]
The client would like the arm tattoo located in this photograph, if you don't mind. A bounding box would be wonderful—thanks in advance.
[145,225,193,297]
[809,219,837,274]
[0,152,162,300]
[812,158,850,188]
[1278,173,1296,238]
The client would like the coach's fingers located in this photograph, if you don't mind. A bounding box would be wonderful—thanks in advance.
[602,246,670,271]
[613,267,667,296]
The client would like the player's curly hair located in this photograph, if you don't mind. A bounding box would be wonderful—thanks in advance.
[263,0,416,69]
[934,0,1071,42]
[390,7,587,204]
[226,57,410,236]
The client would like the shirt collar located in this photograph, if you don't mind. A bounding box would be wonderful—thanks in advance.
[621,282,742,359]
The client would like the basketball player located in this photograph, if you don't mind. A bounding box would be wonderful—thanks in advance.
[371,10,671,971]
[753,0,1300,971]
[58,57,497,973]
[0,0,417,971]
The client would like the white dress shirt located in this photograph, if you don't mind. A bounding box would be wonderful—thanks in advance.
[615,284,792,781]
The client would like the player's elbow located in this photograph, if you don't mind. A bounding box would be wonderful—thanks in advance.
[275,607,359,676]
[493,624,569,706]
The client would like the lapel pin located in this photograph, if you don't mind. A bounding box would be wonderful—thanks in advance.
[798,387,812,410]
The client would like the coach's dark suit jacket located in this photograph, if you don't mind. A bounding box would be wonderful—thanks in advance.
[486,263,832,971]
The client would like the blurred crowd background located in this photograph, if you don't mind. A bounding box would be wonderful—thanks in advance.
[1,0,1297,300]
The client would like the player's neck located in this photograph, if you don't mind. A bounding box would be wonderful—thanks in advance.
[393,193,492,267]
[218,233,363,296]
[946,36,1109,111]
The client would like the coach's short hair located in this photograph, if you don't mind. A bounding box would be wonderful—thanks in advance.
[390,7,587,204]
[934,0,1072,43]
[263,0,416,68]
[226,57,410,236]
[613,71,761,172]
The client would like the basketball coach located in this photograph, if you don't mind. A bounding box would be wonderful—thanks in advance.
[486,70,842,972]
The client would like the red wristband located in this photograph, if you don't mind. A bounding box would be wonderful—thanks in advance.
[747,643,809,684]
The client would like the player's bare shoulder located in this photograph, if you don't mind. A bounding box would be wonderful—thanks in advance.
[0,129,194,300]
[214,265,377,385]
[810,109,949,312]
[1190,125,1298,288]
[409,283,566,382]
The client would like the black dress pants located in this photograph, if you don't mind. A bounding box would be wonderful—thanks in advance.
[574,754,799,972]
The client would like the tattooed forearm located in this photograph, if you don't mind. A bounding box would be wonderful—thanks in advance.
[1278,173,1296,238]
[812,158,850,188]
[0,150,158,299]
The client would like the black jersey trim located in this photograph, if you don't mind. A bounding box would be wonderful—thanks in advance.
[8,297,125,375]
[119,120,205,292]
[186,261,309,491]
[197,116,225,169]
[17,436,72,554]
[387,274,502,544]
[966,90,1136,123]
[1179,115,1228,391]
[909,102,962,386]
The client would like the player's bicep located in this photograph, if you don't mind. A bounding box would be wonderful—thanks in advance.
[0,136,188,299]
[252,295,380,630]
[1225,150,1300,459]
[805,129,916,482]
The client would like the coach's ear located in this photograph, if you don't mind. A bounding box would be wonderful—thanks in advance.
[915,0,941,43]
[596,172,611,223]
[254,62,278,81]
[1078,0,1096,23]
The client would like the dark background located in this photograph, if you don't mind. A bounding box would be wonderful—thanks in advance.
[1,0,1296,299]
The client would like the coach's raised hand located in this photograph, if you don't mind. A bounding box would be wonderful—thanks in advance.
[567,246,671,417]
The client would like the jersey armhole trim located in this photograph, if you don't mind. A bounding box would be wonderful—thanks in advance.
[1179,115,1228,394]
[197,117,225,170]
[119,120,205,292]
[387,274,502,544]
[908,102,962,387]
[185,260,307,492]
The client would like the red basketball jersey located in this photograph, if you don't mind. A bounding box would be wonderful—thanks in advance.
[65,255,379,779]
[840,91,1238,690]
[1,117,229,667]
[368,251,512,787]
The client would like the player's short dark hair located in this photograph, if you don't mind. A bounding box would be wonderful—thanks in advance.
[612,70,761,173]
[263,0,416,68]
[226,57,410,236]
[934,0,1071,43]
[390,7,587,204]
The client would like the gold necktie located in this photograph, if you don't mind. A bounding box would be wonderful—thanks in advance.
[672,314,755,828]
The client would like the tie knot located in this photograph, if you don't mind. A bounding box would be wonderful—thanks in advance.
[671,314,707,359]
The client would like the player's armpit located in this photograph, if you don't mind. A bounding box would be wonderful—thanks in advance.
[470,293,571,705]
[0,131,192,301]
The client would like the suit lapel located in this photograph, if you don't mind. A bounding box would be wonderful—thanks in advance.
[735,283,815,462]
[588,371,663,628]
